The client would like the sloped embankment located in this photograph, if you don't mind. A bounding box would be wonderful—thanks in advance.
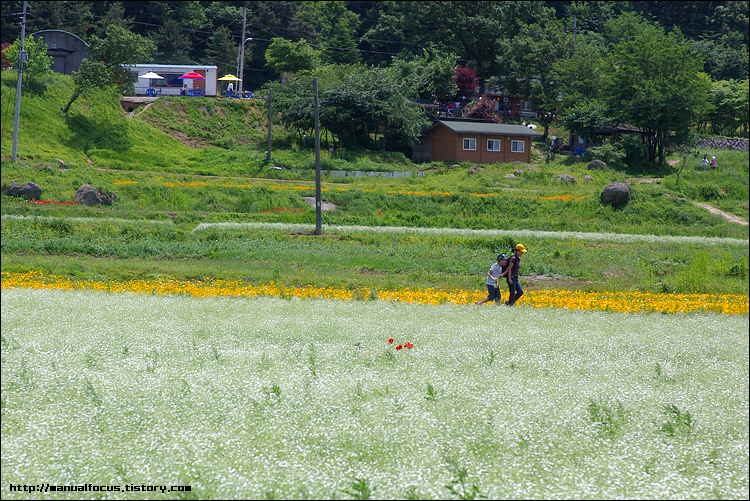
[135,97,268,149]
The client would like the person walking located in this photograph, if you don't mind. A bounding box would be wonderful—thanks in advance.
[500,244,527,306]
[476,254,508,305]
[711,156,716,169]
[701,155,708,171]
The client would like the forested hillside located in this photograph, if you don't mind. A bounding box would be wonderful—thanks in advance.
[2,1,747,89]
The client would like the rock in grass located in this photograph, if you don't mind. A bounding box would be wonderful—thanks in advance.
[588,159,607,170]
[74,184,117,206]
[601,181,631,207]
[556,174,577,183]
[22,182,43,200]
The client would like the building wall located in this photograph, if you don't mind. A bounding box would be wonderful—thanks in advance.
[430,125,458,162]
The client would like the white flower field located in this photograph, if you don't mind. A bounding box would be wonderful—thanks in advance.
[2,288,748,500]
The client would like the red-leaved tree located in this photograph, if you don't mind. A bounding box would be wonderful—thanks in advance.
[453,66,477,100]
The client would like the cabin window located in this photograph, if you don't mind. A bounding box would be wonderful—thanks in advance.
[511,140,525,153]
[487,139,501,151]
[463,138,476,151]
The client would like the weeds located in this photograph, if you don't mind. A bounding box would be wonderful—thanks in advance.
[481,349,496,366]
[659,403,694,436]
[342,477,371,500]
[426,383,437,402]
[588,398,627,437]
[443,456,486,500]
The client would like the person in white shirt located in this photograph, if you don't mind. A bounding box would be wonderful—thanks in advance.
[476,254,508,305]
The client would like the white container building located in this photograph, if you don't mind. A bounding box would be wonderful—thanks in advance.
[124,64,219,96]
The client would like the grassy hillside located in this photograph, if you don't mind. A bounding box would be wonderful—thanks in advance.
[1,71,748,295]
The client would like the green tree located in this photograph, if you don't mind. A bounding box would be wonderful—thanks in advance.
[265,37,321,85]
[498,21,573,139]
[2,34,53,78]
[557,103,611,144]
[92,1,134,38]
[62,25,156,114]
[603,11,663,46]
[554,40,607,109]
[297,1,361,65]
[706,79,749,136]
[403,1,556,94]
[390,47,458,101]
[204,26,238,77]
[602,30,712,164]
[269,65,429,152]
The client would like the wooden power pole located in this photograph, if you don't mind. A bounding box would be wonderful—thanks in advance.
[314,77,322,235]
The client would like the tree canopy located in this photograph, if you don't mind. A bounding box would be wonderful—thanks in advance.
[602,30,713,163]
[62,25,155,114]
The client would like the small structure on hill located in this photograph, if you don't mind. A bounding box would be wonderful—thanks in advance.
[31,29,89,75]
[413,119,541,164]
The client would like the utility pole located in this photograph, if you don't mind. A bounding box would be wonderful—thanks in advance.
[566,15,588,49]
[266,88,273,161]
[314,77,322,235]
[237,6,246,95]
[12,1,28,161]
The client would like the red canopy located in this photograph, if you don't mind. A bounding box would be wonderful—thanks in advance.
[178,72,206,80]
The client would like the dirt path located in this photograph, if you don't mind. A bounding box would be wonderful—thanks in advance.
[631,161,748,226]
[693,202,749,226]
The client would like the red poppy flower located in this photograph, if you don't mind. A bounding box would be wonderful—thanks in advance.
[406,342,413,349]
[396,345,402,350]
[388,338,394,345]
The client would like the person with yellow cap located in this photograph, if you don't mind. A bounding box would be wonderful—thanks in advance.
[500,243,527,306]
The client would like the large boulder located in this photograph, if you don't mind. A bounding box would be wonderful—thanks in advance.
[22,182,42,200]
[4,181,42,200]
[74,184,117,206]
[600,182,631,206]
[587,159,607,170]
[4,180,23,198]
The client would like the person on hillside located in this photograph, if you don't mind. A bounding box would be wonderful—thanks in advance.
[476,254,508,306]
[500,244,527,306]
[711,156,716,169]
[701,155,708,171]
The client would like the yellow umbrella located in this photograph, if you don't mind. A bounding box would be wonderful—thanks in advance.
[218,74,241,81]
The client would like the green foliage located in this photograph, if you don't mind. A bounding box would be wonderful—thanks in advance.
[588,143,625,170]
[602,30,713,163]
[706,79,749,137]
[498,20,573,137]
[342,477,372,500]
[557,103,610,140]
[271,65,429,151]
[264,37,320,80]
[444,456,486,500]
[64,25,156,113]
[659,404,694,436]
[588,398,627,437]
[390,47,458,101]
[2,35,53,79]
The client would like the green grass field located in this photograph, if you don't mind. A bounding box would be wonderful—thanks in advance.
[2,288,748,500]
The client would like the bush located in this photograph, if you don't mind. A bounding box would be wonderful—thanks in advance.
[589,143,625,170]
